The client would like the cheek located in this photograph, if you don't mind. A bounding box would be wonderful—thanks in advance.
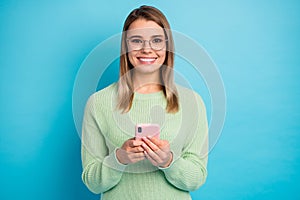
[158,51,167,63]
[127,52,137,65]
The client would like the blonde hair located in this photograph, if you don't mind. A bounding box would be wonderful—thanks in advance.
[117,5,179,113]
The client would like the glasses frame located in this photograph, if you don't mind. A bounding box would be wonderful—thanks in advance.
[126,38,168,51]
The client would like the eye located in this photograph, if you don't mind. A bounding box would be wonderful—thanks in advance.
[152,38,163,43]
[130,38,143,44]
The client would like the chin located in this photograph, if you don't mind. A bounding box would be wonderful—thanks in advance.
[134,64,162,74]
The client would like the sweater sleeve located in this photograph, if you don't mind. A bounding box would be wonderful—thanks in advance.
[81,94,127,194]
[159,94,208,191]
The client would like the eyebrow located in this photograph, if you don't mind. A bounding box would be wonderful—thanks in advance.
[127,34,164,39]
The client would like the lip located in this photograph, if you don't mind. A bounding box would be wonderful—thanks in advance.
[137,57,157,64]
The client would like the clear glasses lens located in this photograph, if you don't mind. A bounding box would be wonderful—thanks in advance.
[127,38,167,51]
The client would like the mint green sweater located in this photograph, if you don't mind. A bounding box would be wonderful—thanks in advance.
[81,83,208,200]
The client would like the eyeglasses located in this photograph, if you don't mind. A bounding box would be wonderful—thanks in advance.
[126,37,168,51]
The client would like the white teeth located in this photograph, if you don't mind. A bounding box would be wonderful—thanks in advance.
[139,58,156,62]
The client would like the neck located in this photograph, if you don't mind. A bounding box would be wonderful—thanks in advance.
[133,72,162,94]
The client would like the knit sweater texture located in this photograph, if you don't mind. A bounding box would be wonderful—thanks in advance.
[81,83,208,200]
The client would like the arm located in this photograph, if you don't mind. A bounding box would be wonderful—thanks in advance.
[81,95,126,194]
[160,95,208,191]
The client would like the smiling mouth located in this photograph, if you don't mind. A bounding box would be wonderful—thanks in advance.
[138,57,157,64]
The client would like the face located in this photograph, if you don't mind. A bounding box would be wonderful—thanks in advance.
[126,19,167,75]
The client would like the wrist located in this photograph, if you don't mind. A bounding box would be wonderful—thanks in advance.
[160,152,173,168]
[116,148,128,165]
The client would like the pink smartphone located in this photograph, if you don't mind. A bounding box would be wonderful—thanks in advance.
[135,124,160,140]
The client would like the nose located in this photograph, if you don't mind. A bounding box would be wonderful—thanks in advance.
[143,40,152,48]
[141,40,152,52]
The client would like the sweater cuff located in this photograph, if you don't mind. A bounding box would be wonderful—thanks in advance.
[102,148,127,172]
[158,156,181,172]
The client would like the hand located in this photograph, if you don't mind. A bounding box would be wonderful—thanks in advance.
[116,138,146,165]
[141,136,173,168]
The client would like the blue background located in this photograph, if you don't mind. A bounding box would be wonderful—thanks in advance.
[1,0,299,199]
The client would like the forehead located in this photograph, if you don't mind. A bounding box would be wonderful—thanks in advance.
[126,19,165,38]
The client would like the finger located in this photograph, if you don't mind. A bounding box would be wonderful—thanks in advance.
[142,137,160,152]
[142,139,171,164]
[125,152,145,164]
[130,140,144,147]
[142,143,162,163]
[144,151,158,166]
[149,137,170,150]
[129,152,145,159]
[146,136,161,146]
[148,137,171,152]
[132,156,145,163]
[128,146,144,153]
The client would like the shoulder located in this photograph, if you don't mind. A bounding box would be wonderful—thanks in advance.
[175,84,207,118]
[93,83,117,97]
[176,84,205,106]
[88,83,118,107]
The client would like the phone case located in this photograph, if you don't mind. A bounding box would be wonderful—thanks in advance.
[135,124,160,140]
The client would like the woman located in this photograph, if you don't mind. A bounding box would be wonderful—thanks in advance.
[81,5,208,200]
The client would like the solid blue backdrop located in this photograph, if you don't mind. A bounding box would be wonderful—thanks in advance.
[0,0,299,199]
